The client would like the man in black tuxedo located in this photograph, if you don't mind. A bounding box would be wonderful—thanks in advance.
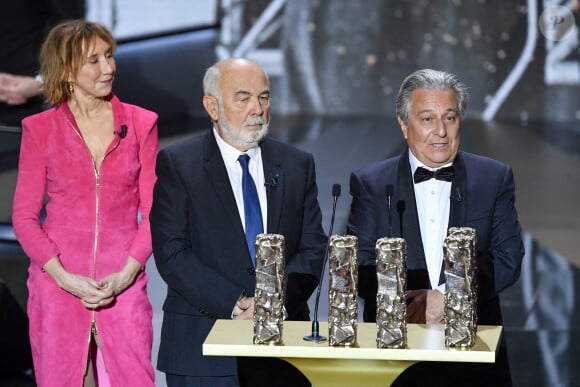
[150,58,326,386]
[347,69,524,386]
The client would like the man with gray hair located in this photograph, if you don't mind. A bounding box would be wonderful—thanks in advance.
[150,58,326,386]
[348,68,524,386]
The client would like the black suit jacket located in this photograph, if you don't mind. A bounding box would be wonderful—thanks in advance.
[347,149,525,325]
[150,130,326,377]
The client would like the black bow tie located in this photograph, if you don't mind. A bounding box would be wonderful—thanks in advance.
[413,166,454,183]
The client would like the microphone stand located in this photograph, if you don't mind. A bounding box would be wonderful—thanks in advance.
[304,184,340,342]
[397,200,405,239]
[385,184,393,238]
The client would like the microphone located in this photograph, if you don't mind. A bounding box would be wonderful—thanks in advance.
[117,124,127,139]
[396,200,405,238]
[304,183,341,342]
[385,184,393,238]
[451,187,463,202]
[264,172,279,188]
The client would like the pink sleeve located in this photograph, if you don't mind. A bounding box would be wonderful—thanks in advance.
[127,112,159,266]
[12,120,61,268]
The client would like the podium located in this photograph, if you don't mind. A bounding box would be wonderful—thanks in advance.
[203,320,502,387]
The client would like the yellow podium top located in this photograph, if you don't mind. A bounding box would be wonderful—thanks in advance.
[203,320,501,363]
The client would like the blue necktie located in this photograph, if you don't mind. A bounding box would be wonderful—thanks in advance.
[238,154,264,265]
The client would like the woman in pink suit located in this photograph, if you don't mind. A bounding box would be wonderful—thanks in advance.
[12,20,157,387]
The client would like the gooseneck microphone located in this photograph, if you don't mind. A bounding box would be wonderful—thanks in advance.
[397,200,405,238]
[304,183,341,342]
[385,184,394,238]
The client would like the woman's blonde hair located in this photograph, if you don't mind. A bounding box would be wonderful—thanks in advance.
[40,20,116,105]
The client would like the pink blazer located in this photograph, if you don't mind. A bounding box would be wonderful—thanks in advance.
[12,94,158,386]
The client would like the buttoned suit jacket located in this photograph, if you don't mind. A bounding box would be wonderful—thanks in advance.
[347,149,525,325]
[150,130,326,377]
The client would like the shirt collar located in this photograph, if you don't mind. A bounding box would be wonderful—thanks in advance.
[213,128,260,166]
[408,149,453,174]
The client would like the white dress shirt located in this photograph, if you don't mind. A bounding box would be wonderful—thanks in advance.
[213,129,268,232]
[409,151,452,291]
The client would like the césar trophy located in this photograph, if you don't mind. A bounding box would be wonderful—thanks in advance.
[375,237,407,348]
[443,227,478,348]
[328,235,358,347]
[253,234,285,345]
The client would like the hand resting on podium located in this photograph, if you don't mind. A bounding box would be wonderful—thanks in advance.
[406,289,444,324]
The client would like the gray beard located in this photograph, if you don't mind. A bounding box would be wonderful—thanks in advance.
[218,108,269,149]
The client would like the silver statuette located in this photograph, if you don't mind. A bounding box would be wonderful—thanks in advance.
[443,227,478,348]
[253,234,285,345]
[375,237,407,348]
[328,235,358,347]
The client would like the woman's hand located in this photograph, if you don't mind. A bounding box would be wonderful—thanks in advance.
[97,256,142,300]
[42,256,113,309]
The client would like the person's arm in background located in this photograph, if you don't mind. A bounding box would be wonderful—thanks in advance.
[0,73,42,105]
[0,0,85,106]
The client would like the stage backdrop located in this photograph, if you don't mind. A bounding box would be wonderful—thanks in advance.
[215,0,579,124]
[88,0,580,123]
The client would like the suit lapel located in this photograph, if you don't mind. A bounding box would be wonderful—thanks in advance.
[434,152,468,286]
[449,151,467,228]
[202,131,246,236]
[396,151,427,272]
[260,138,284,233]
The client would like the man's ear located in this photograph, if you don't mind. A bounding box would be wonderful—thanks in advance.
[203,96,219,121]
[397,116,408,140]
